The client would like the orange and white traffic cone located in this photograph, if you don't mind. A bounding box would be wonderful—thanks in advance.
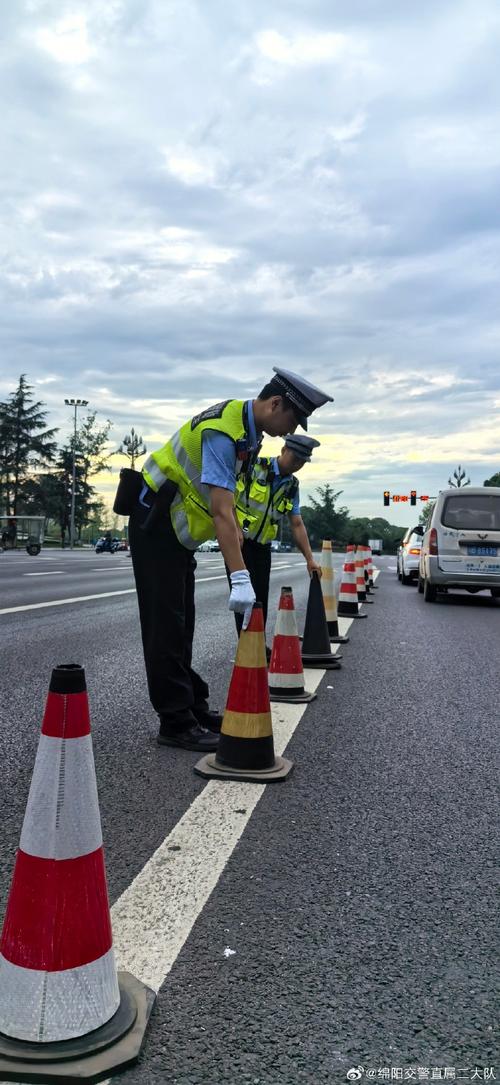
[320,539,349,644]
[355,548,373,603]
[195,604,293,782]
[0,664,153,1082]
[268,586,316,704]
[337,546,367,619]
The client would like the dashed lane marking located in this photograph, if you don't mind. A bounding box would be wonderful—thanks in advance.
[24,571,65,576]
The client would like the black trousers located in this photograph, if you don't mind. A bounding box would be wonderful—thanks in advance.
[226,539,272,637]
[129,503,209,728]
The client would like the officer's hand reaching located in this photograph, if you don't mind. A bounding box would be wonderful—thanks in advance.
[307,559,322,578]
[229,570,256,630]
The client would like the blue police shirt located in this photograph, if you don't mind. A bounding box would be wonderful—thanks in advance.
[200,400,259,493]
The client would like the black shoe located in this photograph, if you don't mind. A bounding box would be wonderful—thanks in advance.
[194,708,223,732]
[157,723,219,752]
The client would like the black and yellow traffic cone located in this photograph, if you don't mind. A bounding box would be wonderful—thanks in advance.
[301,572,342,669]
[194,604,293,782]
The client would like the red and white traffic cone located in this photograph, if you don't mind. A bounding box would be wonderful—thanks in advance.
[320,540,349,644]
[367,545,378,588]
[268,586,316,703]
[0,664,153,1083]
[355,548,373,603]
[337,546,367,619]
[360,544,373,594]
[195,604,293,782]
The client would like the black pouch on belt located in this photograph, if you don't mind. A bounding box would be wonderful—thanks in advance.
[140,479,178,534]
[113,468,143,515]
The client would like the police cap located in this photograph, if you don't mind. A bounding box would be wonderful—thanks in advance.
[284,434,320,461]
[270,367,333,430]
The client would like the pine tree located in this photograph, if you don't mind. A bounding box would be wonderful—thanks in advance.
[0,375,58,514]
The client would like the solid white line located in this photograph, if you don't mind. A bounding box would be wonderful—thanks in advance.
[109,623,353,993]
[0,590,137,616]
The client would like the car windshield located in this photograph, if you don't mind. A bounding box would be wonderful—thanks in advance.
[442,494,500,531]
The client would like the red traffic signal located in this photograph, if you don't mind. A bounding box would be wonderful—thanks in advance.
[383,491,390,506]
[410,490,417,506]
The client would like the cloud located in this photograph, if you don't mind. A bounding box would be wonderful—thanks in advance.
[0,0,499,525]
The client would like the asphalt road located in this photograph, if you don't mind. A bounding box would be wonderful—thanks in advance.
[0,552,497,1084]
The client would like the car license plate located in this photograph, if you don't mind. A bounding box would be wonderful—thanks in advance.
[467,546,497,557]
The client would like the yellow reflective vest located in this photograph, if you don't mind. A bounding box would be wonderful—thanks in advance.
[142,400,256,549]
[235,457,299,545]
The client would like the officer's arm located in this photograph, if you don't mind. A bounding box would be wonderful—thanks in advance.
[290,514,322,577]
[209,486,246,573]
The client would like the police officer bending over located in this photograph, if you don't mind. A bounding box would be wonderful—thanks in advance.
[231,434,321,654]
[127,368,333,752]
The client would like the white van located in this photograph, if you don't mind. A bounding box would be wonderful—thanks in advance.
[418,487,500,601]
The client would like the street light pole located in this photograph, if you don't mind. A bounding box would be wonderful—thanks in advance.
[64,397,89,549]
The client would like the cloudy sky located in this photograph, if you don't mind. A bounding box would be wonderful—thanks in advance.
[1,0,500,525]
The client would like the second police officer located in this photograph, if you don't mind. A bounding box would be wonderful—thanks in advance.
[231,433,322,655]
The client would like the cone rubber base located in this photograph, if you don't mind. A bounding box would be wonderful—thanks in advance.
[302,655,342,669]
[194,753,293,783]
[358,598,374,604]
[269,688,317,704]
[329,635,349,644]
[0,972,155,1083]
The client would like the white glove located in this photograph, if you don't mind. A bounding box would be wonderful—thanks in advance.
[229,570,256,631]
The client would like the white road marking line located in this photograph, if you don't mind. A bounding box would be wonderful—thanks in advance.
[0,590,137,615]
[24,571,64,576]
[0,570,378,1083]
[0,564,307,616]
[110,616,354,995]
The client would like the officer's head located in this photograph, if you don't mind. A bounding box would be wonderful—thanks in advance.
[278,434,320,475]
[278,446,308,475]
[255,383,300,437]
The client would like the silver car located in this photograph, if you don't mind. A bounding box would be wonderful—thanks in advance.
[418,487,500,602]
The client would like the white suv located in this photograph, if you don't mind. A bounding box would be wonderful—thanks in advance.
[418,487,500,602]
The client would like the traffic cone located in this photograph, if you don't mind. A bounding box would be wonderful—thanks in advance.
[320,539,349,644]
[360,546,373,598]
[0,664,154,1084]
[355,548,374,603]
[367,545,378,588]
[337,546,367,619]
[195,604,293,782]
[301,572,343,669]
[268,586,316,704]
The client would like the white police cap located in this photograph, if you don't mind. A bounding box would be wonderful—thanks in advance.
[284,434,320,461]
[271,367,333,430]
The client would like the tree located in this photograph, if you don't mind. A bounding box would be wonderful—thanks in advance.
[419,500,435,525]
[32,446,106,546]
[448,464,470,488]
[0,375,58,514]
[300,484,350,548]
[117,427,147,469]
[484,471,500,487]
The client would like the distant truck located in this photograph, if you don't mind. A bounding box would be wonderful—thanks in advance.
[368,538,383,554]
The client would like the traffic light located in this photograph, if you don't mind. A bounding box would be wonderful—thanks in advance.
[410,490,417,506]
[383,491,390,506]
